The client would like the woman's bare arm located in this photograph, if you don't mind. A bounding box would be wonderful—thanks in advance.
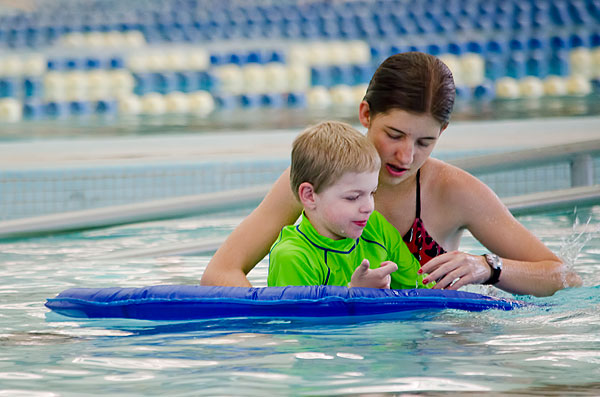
[420,166,582,297]
[200,168,303,287]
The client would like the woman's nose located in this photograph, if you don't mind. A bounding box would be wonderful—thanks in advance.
[395,141,414,164]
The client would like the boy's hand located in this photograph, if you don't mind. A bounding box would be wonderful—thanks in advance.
[349,260,398,289]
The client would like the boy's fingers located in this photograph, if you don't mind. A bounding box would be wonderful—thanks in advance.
[358,259,370,271]
[378,261,398,274]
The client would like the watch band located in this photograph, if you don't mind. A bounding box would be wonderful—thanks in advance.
[483,254,502,285]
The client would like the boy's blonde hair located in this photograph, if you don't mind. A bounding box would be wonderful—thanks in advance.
[290,121,381,201]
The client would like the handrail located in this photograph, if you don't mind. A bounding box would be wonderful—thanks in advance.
[1,140,599,240]
[448,138,600,175]
[504,185,600,216]
[0,185,270,239]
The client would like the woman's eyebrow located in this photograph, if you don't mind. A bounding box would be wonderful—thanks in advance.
[386,126,437,140]
[386,125,406,134]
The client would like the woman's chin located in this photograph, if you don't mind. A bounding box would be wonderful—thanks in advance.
[380,172,405,186]
[380,167,414,185]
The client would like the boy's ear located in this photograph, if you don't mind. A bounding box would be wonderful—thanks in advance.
[298,182,317,209]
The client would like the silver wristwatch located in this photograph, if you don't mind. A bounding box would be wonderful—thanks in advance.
[483,254,502,285]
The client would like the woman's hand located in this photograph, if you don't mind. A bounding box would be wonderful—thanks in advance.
[350,259,398,289]
[418,251,491,290]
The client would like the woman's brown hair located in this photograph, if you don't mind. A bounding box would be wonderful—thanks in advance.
[363,52,456,126]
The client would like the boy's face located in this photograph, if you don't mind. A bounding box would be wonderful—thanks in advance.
[310,171,379,240]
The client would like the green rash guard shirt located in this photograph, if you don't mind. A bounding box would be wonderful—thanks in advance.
[267,211,426,289]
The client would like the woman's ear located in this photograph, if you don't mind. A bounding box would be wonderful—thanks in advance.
[358,100,370,128]
[298,182,317,209]
[440,123,448,135]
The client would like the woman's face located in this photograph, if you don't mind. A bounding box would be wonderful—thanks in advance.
[361,104,445,186]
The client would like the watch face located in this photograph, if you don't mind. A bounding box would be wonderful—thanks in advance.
[486,254,502,269]
[483,254,502,285]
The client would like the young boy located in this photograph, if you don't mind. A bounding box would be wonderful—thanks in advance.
[267,121,427,289]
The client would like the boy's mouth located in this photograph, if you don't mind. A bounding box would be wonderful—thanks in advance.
[353,220,368,227]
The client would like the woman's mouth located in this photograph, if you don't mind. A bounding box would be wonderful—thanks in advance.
[386,163,408,177]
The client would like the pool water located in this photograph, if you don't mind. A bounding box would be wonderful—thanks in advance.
[1,205,599,396]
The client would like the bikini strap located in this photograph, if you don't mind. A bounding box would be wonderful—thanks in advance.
[415,169,421,219]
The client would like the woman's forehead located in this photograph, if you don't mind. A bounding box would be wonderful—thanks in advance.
[372,110,443,135]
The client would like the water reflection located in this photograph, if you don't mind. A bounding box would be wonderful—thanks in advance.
[0,206,598,395]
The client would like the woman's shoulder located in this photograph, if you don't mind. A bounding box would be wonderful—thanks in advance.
[421,158,501,216]
[424,157,470,178]
[423,158,490,195]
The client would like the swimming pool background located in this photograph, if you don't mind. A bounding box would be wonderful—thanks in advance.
[2,115,599,221]
[1,0,599,393]
[2,149,598,221]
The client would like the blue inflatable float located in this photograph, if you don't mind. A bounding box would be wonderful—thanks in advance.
[45,285,525,321]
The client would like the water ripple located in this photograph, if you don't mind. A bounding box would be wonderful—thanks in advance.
[0,372,43,380]
[328,377,490,395]
[104,372,155,382]
[0,391,58,397]
[295,352,335,360]
[526,350,600,365]
[228,371,291,381]
[72,356,218,370]
[486,333,600,347]
[335,352,363,360]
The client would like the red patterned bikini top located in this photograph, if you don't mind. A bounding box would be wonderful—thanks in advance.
[402,169,446,266]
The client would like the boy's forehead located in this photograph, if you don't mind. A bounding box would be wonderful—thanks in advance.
[330,171,379,190]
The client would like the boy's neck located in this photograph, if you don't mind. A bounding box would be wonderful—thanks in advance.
[302,210,345,241]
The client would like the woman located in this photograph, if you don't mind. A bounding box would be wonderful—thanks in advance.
[201,52,581,297]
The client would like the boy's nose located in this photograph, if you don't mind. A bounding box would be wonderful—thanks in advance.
[360,198,375,213]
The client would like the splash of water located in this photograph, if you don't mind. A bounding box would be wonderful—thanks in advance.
[557,207,599,287]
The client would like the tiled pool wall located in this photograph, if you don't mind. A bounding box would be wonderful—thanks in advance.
[2,154,598,221]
